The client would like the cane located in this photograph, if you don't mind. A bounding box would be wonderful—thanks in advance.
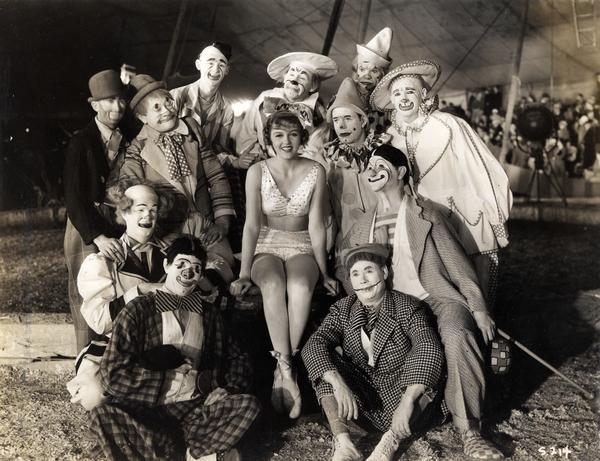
[497,328,600,412]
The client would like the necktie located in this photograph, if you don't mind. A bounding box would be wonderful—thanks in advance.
[156,132,192,181]
[140,251,150,274]
[365,307,378,336]
[155,290,204,314]
[107,129,122,162]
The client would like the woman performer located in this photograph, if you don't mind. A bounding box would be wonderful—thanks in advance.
[230,111,338,419]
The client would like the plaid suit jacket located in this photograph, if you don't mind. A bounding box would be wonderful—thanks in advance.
[343,195,488,314]
[302,291,443,407]
[100,293,252,407]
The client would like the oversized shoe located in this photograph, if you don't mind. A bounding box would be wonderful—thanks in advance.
[186,448,241,461]
[332,434,363,461]
[366,430,401,461]
[462,431,504,460]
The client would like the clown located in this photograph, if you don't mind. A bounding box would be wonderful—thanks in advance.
[88,236,260,461]
[323,77,385,283]
[170,42,235,163]
[370,60,512,306]
[235,51,338,163]
[349,27,393,133]
[343,145,504,460]
[67,181,170,412]
[116,74,236,284]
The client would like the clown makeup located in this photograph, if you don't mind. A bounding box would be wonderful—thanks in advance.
[354,60,386,92]
[270,124,302,159]
[196,47,229,88]
[163,254,203,297]
[138,91,178,133]
[365,156,394,192]
[92,96,126,129]
[350,259,387,307]
[390,76,426,124]
[331,107,365,146]
[283,63,314,102]
[121,185,159,244]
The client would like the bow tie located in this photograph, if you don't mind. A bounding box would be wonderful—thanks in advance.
[155,290,204,314]
[156,132,192,181]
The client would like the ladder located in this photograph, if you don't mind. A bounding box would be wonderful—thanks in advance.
[571,0,597,47]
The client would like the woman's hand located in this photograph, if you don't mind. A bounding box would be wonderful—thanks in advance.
[322,275,339,296]
[229,277,253,297]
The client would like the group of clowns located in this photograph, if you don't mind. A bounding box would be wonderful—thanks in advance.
[63,26,512,461]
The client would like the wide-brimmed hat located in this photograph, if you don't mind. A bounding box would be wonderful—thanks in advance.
[356,27,393,68]
[267,51,338,82]
[327,78,367,122]
[341,243,390,270]
[129,74,167,110]
[370,59,441,111]
[87,70,124,103]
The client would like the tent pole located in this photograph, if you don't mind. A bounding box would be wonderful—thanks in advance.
[163,0,189,81]
[499,0,530,164]
[322,0,345,56]
[357,0,372,44]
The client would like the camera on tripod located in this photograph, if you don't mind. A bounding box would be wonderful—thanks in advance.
[515,105,567,205]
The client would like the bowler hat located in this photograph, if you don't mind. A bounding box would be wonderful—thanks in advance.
[129,74,167,111]
[87,70,124,102]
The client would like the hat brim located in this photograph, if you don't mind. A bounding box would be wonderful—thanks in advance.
[341,243,390,269]
[355,44,392,69]
[130,81,167,110]
[370,60,440,112]
[267,52,338,82]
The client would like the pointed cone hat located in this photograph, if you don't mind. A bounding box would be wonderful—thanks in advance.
[356,27,393,68]
[327,78,368,122]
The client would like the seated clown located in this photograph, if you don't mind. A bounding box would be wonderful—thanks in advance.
[235,51,338,165]
[302,243,444,461]
[67,180,171,411]
[89,236,260,461]
[115,73,236,287]
[343,145,505,460]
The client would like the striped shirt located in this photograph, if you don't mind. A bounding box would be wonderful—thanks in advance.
[374,212,397,244]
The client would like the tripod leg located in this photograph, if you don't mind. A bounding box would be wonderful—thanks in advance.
[526,169,537,201]
[545,162,568,207]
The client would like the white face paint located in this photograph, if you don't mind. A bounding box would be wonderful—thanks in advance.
[353,59,385,92]
[196,47,229,88]
[390,76,426,124]
[349,259,387,306]
[121,185,158,244]
[163,254,203,297]
[283,62,314,102]
[331,107,365,145]
[365,156,394,193]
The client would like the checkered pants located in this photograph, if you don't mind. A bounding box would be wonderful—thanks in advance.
[90,393,260,460]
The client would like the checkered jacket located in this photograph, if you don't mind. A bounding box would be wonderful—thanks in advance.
[302,291,443,406]
[100,293,252,407]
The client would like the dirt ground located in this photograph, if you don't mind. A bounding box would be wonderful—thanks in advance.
[0,221,599,460]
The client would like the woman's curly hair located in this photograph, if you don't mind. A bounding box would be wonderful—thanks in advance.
[263,111,309,147]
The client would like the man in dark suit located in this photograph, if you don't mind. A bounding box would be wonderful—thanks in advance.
[343,145,504,460]
[302,243,444,461]
[64,70,132,351]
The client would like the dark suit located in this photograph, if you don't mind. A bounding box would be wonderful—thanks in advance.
[63,120,127,351]
[302,291,443,431]
[343,194,489,431]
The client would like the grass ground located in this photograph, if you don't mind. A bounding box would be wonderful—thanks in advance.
[0,221,599,460]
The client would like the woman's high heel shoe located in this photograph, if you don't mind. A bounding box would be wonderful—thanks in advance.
[277,353,302,419]
[269,351,284,414]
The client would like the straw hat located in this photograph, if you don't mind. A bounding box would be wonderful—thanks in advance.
[267,51,338,82]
